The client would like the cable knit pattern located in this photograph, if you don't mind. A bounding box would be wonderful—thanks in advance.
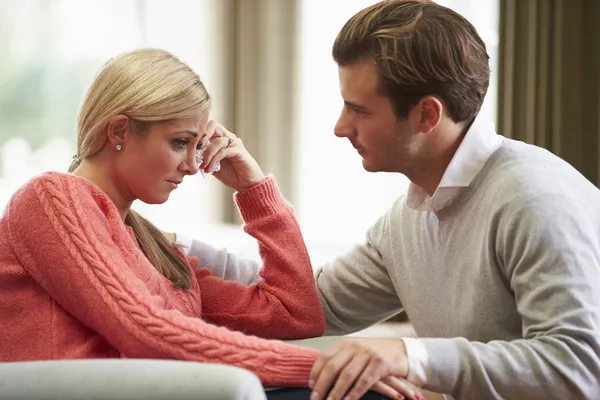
[0,172,325,387]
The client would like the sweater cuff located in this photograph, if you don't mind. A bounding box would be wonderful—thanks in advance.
[234,176,289,222]
[419,338,462,394]
[263,346,320,388]
[402,337,429,386]
[174,233,193,255]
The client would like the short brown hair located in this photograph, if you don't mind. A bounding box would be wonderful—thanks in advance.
[332,0,490,123]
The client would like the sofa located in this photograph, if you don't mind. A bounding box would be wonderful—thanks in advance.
[0,337,343,400]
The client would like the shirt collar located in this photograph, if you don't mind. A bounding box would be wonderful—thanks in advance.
[407,113,504,212]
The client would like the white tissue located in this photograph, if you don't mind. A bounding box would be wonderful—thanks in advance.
[195,147,221,178]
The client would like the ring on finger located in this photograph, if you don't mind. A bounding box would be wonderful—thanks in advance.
[225,137,235,148]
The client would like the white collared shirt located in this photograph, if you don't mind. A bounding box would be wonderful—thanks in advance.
[406,113,504,212]
[402,112,504,388]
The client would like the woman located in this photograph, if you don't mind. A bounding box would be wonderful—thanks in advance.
[0,48,418,400]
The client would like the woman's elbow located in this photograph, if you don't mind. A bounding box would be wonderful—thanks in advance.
[286,312,326,340]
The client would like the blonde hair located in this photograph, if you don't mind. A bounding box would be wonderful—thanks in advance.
[70,48,211,289]
[332,0,489,123]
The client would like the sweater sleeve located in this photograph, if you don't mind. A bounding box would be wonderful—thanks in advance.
[419,194,600,399]
[6,174,319,388]
[314,213,404,335]
[190,177,326,339]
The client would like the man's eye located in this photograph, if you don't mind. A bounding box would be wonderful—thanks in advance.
[173,139,188,149]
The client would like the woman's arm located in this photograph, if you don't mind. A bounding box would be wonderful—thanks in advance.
[192,177,325,339]
[6,173,319,388]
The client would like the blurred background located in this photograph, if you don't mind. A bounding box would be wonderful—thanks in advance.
[0,0,598,266]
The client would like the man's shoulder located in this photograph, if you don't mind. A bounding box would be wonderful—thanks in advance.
[488,139,570,174]
[481,140,596,196]
[471,139,600,217]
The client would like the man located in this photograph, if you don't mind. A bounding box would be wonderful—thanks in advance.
[174,1,600,399]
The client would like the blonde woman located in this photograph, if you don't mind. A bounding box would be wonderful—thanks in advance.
[0,49,420,400]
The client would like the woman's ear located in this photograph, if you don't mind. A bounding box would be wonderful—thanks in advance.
[107,115,130,148]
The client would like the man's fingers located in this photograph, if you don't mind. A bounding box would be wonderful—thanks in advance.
[325,353,370,400]
[344,358,385,400]
[309,345,340,387]
[309,348,352,400]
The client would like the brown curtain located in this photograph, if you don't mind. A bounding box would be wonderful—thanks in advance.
[205,0,301,224]
[498,0,600,185]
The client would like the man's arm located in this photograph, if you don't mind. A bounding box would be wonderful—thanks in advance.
[419,194,600,399]
[315,213,404,335]
[166,232,262,286]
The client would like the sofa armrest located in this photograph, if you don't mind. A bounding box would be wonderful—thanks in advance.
[0,359,266,400]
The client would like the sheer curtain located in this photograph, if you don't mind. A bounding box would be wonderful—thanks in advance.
[296,0,500,251]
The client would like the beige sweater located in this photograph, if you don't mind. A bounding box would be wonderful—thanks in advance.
[315,140,600,399]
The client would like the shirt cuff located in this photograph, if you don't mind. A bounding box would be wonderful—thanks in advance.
[174,233,193,255]
[402,337,429,386]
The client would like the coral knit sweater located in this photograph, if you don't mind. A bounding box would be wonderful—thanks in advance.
[0,172,325,387]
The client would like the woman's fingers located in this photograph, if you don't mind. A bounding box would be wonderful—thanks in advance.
[199,136,235,170]
[204,146,238,173]
[370,380,404,399]
[376,376,424,400]
[205,120,232,141]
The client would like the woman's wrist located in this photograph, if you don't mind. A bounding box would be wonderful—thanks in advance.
[235,175,267,193]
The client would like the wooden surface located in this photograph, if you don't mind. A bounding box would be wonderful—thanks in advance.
[422,390,445,400]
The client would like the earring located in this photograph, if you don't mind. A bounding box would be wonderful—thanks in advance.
[115,144,122,151]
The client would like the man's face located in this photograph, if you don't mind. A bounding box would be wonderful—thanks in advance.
[334,59,418,173]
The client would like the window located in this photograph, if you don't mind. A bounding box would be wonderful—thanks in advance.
[0,0,224,231]
[0,0,500,264]
[297,0,499,250]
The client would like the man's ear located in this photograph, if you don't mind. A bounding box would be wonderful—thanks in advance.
[409,96,444,134]
[106,115,131,148]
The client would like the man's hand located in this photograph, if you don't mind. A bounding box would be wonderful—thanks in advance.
[309,337,421,400]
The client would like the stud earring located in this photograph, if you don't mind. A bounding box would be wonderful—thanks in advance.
[115,144,122,151]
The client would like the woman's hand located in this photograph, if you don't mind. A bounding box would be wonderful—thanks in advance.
[371,376,424,400]
[200,121,266,192]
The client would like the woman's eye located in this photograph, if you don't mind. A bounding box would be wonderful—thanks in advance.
[173,139,188,149]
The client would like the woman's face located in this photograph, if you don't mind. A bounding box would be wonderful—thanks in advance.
[116,110,210,205]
